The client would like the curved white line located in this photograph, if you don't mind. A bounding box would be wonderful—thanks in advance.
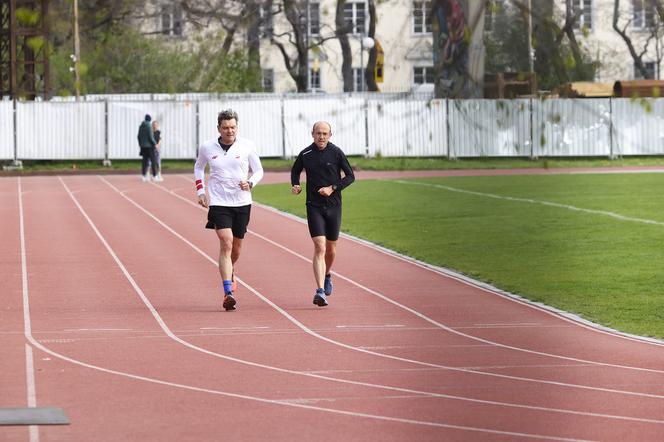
[166,177,664,378]
[95,176,664,408]
[13,177,597,440]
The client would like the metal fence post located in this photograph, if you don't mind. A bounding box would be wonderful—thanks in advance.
[609,97,614,159]
[195,100,200,158]
[12,98,21,169]
[281,96,286,159]
[364,95,370,157]
[103,99,112,166]
[529,97,535,159]
[446,98,453,160]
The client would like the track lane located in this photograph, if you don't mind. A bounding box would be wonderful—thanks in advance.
[9,174,664,440]
[43,175,613,441]
[84,174,664,438]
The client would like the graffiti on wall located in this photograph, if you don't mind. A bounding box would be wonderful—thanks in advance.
[432,0,472,98]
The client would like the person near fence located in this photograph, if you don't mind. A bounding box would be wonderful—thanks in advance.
[290,121,355,307]
[137,114,159,182]
[151,119,163,181]
[194,109,264,311]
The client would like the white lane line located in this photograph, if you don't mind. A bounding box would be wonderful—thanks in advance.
[157,177,664,389]
[63,328,133,332]
[13,178,594,441]
[336,325,406,328]
[244,186,664,365]
[243,177,664,350]
[24,343,39,442]
[100,175,664,411]
[19,178,40,442]
[387,179,664,227]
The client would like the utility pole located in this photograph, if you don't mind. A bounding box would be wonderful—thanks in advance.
[73,0,80,100]
[527,0,535,94]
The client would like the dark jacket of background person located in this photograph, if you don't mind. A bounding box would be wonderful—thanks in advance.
[137,118,157,150]
[290,142,355,207]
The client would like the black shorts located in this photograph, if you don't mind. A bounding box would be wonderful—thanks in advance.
[205,205,251,239]
[306,204,342,241]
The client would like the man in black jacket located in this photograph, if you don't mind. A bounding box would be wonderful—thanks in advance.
[137,114,158,182]
[291,121,355,307]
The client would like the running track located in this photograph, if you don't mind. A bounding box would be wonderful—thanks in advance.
[3,170,664,441]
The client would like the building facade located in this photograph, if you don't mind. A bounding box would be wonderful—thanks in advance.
[134,1,664,94]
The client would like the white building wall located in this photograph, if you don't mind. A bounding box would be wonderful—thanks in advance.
[555,0,663,82]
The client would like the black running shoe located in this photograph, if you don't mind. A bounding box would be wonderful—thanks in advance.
[313,289,328,307]
[223,293,237,311]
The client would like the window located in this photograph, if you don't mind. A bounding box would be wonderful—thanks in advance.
[309,2,320,37]
[635,61,658,79]
[343,1,367,35]
[353,68,366,91]
[261,69,274,92]
[161,4,183,36]
[309,69,321,91]
[413,66,434,85]
[572,0,592,30]
[413,1,432,34]
[259,4,274,38]
[633,0,657,29]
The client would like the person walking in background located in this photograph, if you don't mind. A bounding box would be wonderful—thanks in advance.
[151,119,163,181]
[194,109,264,311]
[137,114,159,182]
[291,121,355,307]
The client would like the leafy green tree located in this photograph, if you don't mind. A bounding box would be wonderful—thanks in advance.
[485,1,598,91]
[47,1,260,96]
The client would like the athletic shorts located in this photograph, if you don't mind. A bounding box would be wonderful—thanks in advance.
[205,205,251,239]
[306,204,342,241]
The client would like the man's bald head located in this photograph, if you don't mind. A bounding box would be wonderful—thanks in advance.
[312,121,332,132]
[311,121,332,149]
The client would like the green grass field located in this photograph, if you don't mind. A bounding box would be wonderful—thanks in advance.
[252,172,664,339]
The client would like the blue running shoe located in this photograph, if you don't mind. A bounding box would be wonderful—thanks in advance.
[324,274,333,296]
[313,289,328,307]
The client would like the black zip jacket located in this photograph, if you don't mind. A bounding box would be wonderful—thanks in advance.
[290,142,355,207]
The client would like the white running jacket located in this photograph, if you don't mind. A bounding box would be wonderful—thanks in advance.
[194,136,264,207]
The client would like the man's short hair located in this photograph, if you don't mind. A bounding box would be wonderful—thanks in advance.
[218,109,238,126]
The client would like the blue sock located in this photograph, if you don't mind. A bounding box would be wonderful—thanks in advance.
[223,280,233,294]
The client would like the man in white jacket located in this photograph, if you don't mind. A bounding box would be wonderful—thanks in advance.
[194,109,264,311]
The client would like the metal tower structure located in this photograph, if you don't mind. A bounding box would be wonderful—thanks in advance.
[0,0,49,100]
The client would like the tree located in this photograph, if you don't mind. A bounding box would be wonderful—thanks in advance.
[47,1,255,95]
[485,0,597,92]
[431,0,483,98]
[365,0,379,92]
[336,0,353,92]
[612,0,664,79]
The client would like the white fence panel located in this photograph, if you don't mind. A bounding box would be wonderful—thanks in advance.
[368,97,447,157]
[108,101,196,159]
[0,101,13,160]
[611,98,664,155]
[17,102,105,160]
[198,99,283,157]
[282,96,366,157]
[449,99,531,157]
[533,99,611,157]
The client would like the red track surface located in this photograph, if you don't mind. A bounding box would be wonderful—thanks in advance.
[3,171,664,441]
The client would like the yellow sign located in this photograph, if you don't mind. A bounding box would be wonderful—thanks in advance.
[375,40,384,83]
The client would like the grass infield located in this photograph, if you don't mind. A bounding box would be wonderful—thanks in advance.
[252,172,664,339]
